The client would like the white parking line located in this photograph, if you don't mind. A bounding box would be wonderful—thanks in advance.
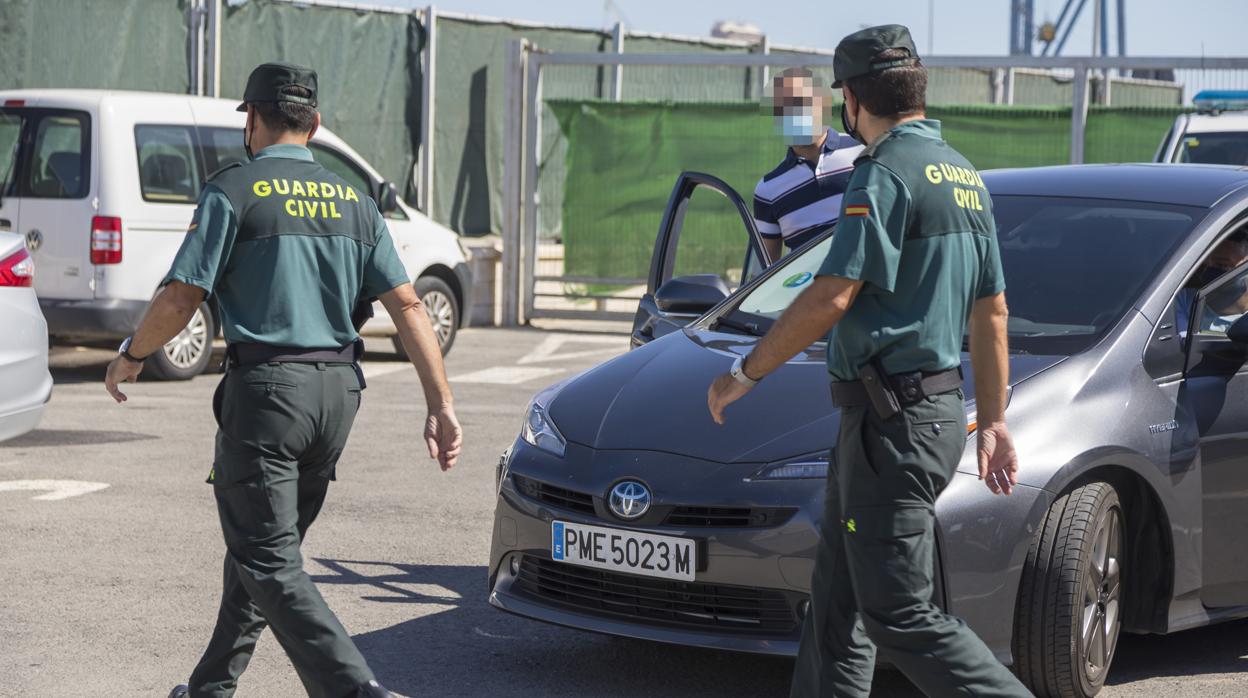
[361,362,412,380]
[0,479,110,501]
[451,366,564,385]
[517,333,624,365]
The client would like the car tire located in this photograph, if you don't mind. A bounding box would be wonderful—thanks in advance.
[1014,481,1124,698]
[145,302,215,381]
[392,276,458,358]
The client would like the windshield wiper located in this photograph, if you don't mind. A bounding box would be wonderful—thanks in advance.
[714,313,764,337]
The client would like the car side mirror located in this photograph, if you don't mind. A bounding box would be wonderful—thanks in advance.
[1227,314,1248,345]
[377,181,399,214]
[655,274,729,314]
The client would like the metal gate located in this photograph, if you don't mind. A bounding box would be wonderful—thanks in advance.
[502,47,1248,325]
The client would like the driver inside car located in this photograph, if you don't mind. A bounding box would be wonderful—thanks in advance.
[1177,229,1248,335]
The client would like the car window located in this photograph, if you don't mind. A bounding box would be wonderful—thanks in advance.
[25,112,88,198]
[307,142,407,221]
[0,111,24,198]
[135,125,201,204]
[1192,267,1248,337]
[737,235,833,318]
[199,127,248,176]
[728,196,1201,355]
[672,186,756,291]
[1177,132,1248,166]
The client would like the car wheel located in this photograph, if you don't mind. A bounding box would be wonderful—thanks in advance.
[393,276,458,357]
[145,302,215,381]
[1014,481,1124,698]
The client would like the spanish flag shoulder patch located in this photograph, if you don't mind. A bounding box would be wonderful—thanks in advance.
[844,204,871,217]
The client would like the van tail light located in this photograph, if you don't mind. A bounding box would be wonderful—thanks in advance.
[0,247,33,287]
[90,216,122,265]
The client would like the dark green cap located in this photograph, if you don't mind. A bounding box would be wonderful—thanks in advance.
[236,61,318,112]
[831,24,919,88]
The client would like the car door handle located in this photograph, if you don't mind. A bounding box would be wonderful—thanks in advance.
[0,218,10,230]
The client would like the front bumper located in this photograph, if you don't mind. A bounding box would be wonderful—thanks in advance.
[40,298,147,340]
[487,439,821,656]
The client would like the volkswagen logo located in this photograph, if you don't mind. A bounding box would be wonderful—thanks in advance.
[608,480,651,520]
[24,229,42,253]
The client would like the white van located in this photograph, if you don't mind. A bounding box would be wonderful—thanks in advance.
[0,89,471,379]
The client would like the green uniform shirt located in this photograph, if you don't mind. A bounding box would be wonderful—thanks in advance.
[817,120,1005,381]
[164,144,410,348]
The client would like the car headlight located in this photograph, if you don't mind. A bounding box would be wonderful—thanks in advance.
[520,389,566,457]
[748,452,831,480]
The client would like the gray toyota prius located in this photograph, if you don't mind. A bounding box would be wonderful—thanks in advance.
[488,164,1248,698]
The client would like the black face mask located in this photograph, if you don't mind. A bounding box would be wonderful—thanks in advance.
[841,102,864,145]
[243,113,255,161]
[1191,265,1229,289]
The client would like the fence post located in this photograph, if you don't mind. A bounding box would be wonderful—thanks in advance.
[205,0,221,98]
[611,21,624,102]
[991,68,1005,104]
[419,5,437,216]
[188,0,203,96]
[521,55,543,325]
[756,34,769,101]
[1070,64,1090,164]
[501,39,527,327]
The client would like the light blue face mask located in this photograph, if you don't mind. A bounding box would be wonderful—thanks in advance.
[779,110,821,146]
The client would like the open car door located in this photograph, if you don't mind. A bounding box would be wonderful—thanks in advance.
[630,172,771,347]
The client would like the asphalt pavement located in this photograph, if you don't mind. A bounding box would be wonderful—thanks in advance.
[2,326,1246,697]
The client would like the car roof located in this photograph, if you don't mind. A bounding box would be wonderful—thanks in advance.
[1183,112,1248,134]
[981,163,1248,208]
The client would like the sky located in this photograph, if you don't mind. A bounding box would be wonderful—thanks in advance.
[379,0,1248,57]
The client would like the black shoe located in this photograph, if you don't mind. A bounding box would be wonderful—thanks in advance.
[356,680,396,698]
[167,686,189,698]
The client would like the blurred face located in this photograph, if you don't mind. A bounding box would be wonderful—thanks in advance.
[771,74,824,146]
[1207,237,1248,272]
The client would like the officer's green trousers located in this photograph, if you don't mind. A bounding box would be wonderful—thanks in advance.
[189,362,373,698]
[789,390,1033,698]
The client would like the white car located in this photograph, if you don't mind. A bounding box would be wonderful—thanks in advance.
[0,231,51,442]
[0,89,471,380]
[1155,90,1248,165]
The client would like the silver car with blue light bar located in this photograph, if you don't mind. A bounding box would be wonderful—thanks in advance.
[489,165,1248,698]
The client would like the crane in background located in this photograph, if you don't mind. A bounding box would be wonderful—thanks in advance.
[1010,0,1127,57]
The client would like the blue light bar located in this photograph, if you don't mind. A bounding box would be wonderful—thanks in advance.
[1193,90,1248,113]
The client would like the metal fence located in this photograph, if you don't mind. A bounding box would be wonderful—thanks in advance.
[502,49,1248,324]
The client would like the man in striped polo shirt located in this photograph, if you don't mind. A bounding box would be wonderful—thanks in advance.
[755,68,864,262]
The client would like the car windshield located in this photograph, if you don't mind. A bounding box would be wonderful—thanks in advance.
[1177,131,1248,165]
[727,195,1202,355]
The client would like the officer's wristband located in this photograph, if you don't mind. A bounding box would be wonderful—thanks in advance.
[119,336,148,363]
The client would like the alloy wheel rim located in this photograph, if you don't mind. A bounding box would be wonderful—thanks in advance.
[423,290,454,345]
[1081,505,1123,682]
[163,307,208,369]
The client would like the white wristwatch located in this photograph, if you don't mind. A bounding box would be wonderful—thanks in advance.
[730,355,759,388]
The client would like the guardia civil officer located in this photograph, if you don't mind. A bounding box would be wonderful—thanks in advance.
[707,26,1032,697]
[104,62,462,698]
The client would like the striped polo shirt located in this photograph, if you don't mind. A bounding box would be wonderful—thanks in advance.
[753,129,864,249]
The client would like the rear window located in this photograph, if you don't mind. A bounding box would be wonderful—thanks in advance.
[1177,131,1248,166]
[135,125,201,204]
[25,111,89,199]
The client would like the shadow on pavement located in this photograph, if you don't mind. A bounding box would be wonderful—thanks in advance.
[310,559,921,698]
[1108,618,1248,685]
[0,428,157,448]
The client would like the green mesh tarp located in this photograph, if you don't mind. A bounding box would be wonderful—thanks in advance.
[0,0,188,92]
[221,0,422,200]
[551,100,1185,280]
[432,18,608,237]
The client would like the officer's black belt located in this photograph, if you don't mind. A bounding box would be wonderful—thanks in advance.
[830,366,963,408]
[227,341,363,366]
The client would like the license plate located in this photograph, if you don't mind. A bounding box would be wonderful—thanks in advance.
[551,520,696,581]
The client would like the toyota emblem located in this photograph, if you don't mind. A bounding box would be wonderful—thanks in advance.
[608,480,652,520]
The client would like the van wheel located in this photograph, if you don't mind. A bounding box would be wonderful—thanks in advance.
[1014,481,1124,698]
[392,276,458,357]
[146,302,215,381]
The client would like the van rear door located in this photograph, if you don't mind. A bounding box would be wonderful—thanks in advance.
[3,107,95,301]
[0,109,24,237]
